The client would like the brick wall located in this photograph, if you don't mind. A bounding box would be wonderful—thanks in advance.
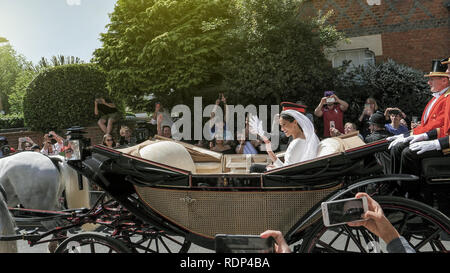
[2,126,106,151]
[302,0,450,71]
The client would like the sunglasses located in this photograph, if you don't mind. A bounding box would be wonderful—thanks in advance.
[106,139,113,142]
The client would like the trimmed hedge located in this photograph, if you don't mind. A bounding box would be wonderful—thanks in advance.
[333,59,430,125]
[0,113,25,129]
[23,64,111,132]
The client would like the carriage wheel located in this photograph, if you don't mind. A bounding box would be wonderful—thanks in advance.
[116,229,192,253]
[54,232,131,253]
[299,196,450,253]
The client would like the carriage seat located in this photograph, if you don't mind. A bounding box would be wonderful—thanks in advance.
[317,132,366,157]
[421,156,450,184]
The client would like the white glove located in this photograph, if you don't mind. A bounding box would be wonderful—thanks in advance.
[249,114,265,138]
[409,139,441,155]
[387,134,407,150]
[407,133,429,144]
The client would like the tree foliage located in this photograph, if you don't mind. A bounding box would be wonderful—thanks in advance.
[94,0,233,110]
[221,0,344,106]
[333,59,430,125]
[0,44,29,113]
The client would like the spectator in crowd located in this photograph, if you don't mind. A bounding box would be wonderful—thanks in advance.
[0,136,15,158]
[102,134,117,148]
[209,93,233,142]
[314,91,349,138]
[364,111,393,143]
[384,107,409,135]
[64,146,74,160]
[260,192,415,253]
[358,97,379,139]
[17,137,36,151]
[162,125,172,139]
[150,102,173,137]
[330,122,364,140]
[30,144,40,152]
[235,116,260,154]
[40,131,63,155]
[210,134,234,154]
[94,96,120,135]
[119,126,137,146]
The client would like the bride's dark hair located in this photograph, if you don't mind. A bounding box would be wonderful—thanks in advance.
[280,113,303,131]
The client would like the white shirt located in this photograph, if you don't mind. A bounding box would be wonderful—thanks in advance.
[423,87,449,122]
[40,142,63,155]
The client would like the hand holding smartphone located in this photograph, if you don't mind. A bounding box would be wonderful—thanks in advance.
[215,234,275,253]
[321,197,368,227]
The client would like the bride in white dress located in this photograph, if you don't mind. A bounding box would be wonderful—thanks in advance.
[250,109,320,172]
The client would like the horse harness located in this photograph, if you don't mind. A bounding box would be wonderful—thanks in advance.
[0,184,7,203]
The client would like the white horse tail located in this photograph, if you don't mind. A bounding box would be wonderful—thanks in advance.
[0,187,17,253]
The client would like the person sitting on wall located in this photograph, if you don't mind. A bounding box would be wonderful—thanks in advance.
[94,96,120,135]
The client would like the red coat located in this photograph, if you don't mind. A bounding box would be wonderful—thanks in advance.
[414,89,450,139]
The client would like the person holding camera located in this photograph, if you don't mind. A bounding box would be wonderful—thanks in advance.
[150,102,173,137]
[260,192,415,253]
[314,91,349,138]
[358,97,379,138]
[384,107,409,135]
[94,96,120,135]
[17,137,36,151]
[40,131,63,155]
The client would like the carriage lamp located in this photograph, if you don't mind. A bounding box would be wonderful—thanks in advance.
[65,126,91,161]
[65,126,91,191]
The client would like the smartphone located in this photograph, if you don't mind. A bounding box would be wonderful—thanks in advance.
[326,97,336,104]
[215,234,275,253]
[321,197,368,227]
[329,120,335,129]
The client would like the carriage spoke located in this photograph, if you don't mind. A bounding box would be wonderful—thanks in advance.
[343,226,367,253]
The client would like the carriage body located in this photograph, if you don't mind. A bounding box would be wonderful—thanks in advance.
[70,133,409,250]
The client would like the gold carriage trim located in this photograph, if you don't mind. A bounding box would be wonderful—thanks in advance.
[134,184,341,239]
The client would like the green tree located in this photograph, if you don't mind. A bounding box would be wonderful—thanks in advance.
[220,0,344,107]
[93,0,233,110]
[0,43,29,114]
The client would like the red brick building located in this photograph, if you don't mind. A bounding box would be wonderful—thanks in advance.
[299,0,449,71]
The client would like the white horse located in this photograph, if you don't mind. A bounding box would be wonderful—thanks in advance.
[0,151,90,211]
[0,186,17,253]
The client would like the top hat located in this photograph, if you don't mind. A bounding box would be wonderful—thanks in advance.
[424,58,448,77]
[281,102,306,113]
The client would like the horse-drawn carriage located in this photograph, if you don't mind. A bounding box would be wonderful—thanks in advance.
[1,129,449,253]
